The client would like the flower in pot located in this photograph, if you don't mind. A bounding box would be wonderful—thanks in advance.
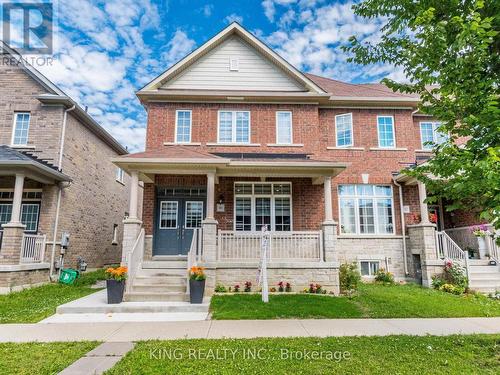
[285,282,292,292]
[471,224,490,258]
[189,266,206,304]
[244,281,252,292]
[105,266,127,304]
[278,281,284,292]
[234,284,240,292]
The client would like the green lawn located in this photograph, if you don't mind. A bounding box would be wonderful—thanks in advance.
[105,335,500,374]
[0,268,106,323]
[0,342,99,375]
[210,283,500,319]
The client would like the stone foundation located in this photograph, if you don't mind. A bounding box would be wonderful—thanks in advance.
[0,265,50,294]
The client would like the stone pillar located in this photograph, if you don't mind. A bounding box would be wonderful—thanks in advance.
[407,223,439,287]
[322,221,338,263]
[324,176,333,222]
[128,170,139,220]
[11,173,25,225]
[121,171,142,264]
[206,172,215,220]
[418,181,430,224]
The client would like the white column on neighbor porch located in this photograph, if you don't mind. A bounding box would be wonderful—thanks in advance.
[206,171,215,220]
[10,173,25,224]
[323,176,333,222]
[418,181,430,224]
[128,170,139,220]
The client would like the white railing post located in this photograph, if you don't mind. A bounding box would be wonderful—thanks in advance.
[125,228,145,294]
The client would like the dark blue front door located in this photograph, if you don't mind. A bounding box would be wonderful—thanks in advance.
[154,197,205,256]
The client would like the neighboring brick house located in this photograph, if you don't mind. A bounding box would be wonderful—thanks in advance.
[114,23,498,300]
[0,43,132,293]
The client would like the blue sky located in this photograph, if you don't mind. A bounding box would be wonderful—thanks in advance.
[2,0,403,152]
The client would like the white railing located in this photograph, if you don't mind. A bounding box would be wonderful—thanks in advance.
[186,228,202,294]
[20,233,46,263]
[445,226,479,252]
[217,230,323,262]
[486,233,499,262]
[125,228,145,294]
[436,231,467,261]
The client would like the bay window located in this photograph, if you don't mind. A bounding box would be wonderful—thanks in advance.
[234,182,292,231]
[339,184,394,235]
[218,111,250,143]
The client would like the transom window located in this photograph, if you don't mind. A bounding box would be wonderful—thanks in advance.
[159,201,178,229]
[276,111,292,144]
[339,185,394,235]
[218,111,250,143]
[377,116,395,148]
[335,113,353,147]
[12,112,30,146]
[360,261,380,276]
[420,122,448,150]
[175,110,192,143]
[234,182,292,231]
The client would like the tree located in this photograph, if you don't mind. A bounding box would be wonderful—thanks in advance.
[344,0,500,229]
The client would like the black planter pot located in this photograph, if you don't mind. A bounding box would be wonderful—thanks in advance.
[189,279,206,304]
[106,279,125,304]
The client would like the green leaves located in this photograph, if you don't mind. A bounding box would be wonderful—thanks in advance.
[345,0,500,229]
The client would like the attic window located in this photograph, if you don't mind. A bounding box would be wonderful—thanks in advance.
[229,57,239,71]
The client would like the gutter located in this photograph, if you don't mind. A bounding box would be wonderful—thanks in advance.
[393,176,409,276]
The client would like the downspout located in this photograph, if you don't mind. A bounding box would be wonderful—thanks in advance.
[393,177,409,276]
[49,104,75,280]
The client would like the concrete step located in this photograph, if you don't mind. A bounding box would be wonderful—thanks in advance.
[468,283,500,293]
[142,261,187,269]
[152,255,187,261]
[468,266,500,274]
[134,275,187,285]
[468,273,500,281]
[137,268,187,277]
[124,292,189,302]
[468,259,497,266]
[131,284,186,293]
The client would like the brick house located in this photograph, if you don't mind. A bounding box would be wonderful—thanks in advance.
[114,23,499,300]
[0,43,132,293]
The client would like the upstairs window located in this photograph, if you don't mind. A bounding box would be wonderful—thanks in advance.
[339,184,394,235]
[420,122,448,150]
[175,110,192,143]
[377,116,395,148]
[218,111,250,144]
[276,111,292,144]
[335,113,353,147]
[12,112,30,146]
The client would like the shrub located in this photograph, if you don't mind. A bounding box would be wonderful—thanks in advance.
[233,284,240,292]
[285,282,292,292]
[244,281,252,292]
[308,283,323,294]
[431,275,445,289]
[214,284,227,293]
[444,260,468,290]
[278,281,285,292]
[374,268,395,284]
[339,262,361,294]
[270,287,277,292]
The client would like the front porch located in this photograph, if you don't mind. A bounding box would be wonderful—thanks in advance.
[114,148,347,298]
[0,146,70,293]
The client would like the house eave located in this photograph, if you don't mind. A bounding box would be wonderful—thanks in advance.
[0,160,71,184]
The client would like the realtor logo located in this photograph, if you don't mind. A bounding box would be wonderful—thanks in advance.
[2,1,53,54]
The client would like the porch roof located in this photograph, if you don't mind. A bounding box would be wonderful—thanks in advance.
[113,146,348,183]
[0,146,70,184]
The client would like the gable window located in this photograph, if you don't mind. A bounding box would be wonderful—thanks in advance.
[175,110,192,143]
[115,168,125,184]
[234,182,292,231]
[276,111,292,144]
[420,122,448,150]
[12,112,30,146]
[377,116,395,148]
[218,111,250,143]
[360,261,380,276]
[339,184,394,235]
[229,57,239,71]
[335,113,353,147]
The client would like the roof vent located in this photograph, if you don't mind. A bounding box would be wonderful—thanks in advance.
[229,57,239,71]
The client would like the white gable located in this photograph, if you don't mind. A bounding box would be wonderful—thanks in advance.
[161,36,306,92]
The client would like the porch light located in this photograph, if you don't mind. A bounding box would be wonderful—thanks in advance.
[218,194,224,204]
[77,256,87,272]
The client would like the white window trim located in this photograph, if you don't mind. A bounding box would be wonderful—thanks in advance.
[174,110,192,144]
[359,260,381,277]
[376,115,396,148]
[335,113,354,147]
[233,182,293,232]
[159,200,179,229]
[229,57,239,71]
[115,168,125,184]
[11,112,31,147]
[185,201,204,229]
[419,121,445,150]
[275,111,293,145]
[337,184,395,236]
[217,110,251,144]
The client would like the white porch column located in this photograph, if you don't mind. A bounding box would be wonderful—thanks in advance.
[10,173,25,224]
[323,176,333,222]
[128,170,139,220]
[206,171,215,220]
[418,181,430,224]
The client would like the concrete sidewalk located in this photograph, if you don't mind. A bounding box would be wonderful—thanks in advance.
[0,317,499,342]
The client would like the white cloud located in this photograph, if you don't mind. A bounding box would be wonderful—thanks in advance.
[161,30,196,67]
[202,4,213,17]
[224,13,244,24]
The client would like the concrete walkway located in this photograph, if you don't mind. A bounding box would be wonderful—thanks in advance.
[1,317,499,342]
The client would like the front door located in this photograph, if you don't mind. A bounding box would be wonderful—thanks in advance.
[154,198,204,256]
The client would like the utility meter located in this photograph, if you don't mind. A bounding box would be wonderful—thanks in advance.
[61,232,70,249]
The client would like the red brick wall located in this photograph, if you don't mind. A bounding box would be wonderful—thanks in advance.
[143,103,442,235]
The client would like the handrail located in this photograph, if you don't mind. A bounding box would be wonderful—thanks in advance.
[485,230,499,262]
[436,231,466,261]
[186,228,202,294]
[125,228,145,294]
[20,233,46,263]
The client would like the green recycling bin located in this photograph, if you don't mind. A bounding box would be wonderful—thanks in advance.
[59,269,79,285]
